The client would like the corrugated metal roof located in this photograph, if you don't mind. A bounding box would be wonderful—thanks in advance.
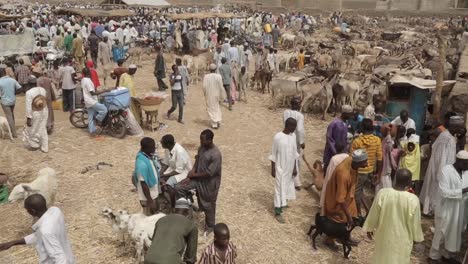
[390,75,456,89]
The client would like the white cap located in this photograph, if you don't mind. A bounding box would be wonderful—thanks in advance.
[129,64,137,69]
[456,150,468,160]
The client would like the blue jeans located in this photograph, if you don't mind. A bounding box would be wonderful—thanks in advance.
[87,103,108,133]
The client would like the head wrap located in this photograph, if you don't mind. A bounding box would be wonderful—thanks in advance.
[341,105,353,114]
[209,63,217,70]
[456,150,468,160]
[175,198,190,209]
[352,149,368,163]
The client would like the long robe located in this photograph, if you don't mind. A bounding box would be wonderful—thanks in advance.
[432,165,465,253]
[36,76,55,131]
[98,41,112,66]
[23,87,48,153]
[400,142,421,181]
[283,110,305,187]
[323,157,358,223]
[363,188,424,264]
[323,118,348,168]
[119,73,141,124]
[419,130,456,215]
[269,132,299,208]
[202,73,226,125]
[376,134,395,193]
[320,153,349,215]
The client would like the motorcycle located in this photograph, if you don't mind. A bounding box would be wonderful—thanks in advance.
[69,107,128,139]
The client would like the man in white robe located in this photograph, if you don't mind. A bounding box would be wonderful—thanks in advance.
[202,64,226,129]
[283,97,305,190]
[429,150,468,262]
[23,87,48,153]
[420,120,458,215]
[269,118,299,223]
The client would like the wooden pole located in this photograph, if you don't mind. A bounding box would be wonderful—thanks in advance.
[433,33,446,125]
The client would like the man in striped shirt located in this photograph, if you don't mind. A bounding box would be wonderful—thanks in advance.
[350,118,383,216]
[199,223,237,264]
[15,59,31,91]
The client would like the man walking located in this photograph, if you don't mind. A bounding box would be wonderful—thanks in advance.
[420,116,460,215]
[72,33,85,71]
[36,69,55,134]
[144,198,198,264]
[0,68,21,138]
[363,169,424,264]
[283,97,305,191]
[177,129,222,237]
[323,105,353,171]
[0,194,75,263]
[218,58,232,111]
[429,150,468,263]
[87,29,100,68]
[59,58,76,113]
[176,58,190,103]
[202,64,226,129]
[154,46,168,91]
[98,36,113,86]
[167,65,184,124]
[270,118,299,223]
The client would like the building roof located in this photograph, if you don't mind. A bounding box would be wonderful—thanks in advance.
[390,75,456,90]
[54,8,135,17]
[101,0,170,7]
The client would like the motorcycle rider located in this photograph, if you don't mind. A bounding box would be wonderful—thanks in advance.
[81,67,113,136]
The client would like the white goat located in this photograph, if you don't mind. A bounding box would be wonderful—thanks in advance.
[120,211,166,263]
[8,168,57,205]
[0,116,13,141]
[101,208,165,263]
[101,207,128,242]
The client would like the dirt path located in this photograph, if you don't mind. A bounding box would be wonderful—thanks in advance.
[0,59,432,263]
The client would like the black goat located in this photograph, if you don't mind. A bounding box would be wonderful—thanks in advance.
[307,213,366,258]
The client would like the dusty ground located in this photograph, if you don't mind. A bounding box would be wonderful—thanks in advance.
[0,57,462,264]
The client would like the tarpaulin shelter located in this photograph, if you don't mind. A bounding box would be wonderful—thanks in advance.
[54,8,135,17]
[0,31,35,57]
[100,0,170,7]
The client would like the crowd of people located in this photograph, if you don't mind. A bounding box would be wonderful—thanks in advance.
[273,97,468,263]
[0,3,468,264]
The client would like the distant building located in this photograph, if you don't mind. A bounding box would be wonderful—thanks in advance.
[376,0,458,11]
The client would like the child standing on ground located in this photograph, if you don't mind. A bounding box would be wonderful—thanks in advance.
[199,223,237,264]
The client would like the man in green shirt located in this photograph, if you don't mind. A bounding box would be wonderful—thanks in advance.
[144,198,198,264]
[63,29,74,53]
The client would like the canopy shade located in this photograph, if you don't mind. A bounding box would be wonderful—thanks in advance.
[100,0,170,7]
[54,8,135,17]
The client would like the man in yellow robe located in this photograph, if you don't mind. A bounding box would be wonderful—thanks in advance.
[119,64,140,123]
[363,168,424,264]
